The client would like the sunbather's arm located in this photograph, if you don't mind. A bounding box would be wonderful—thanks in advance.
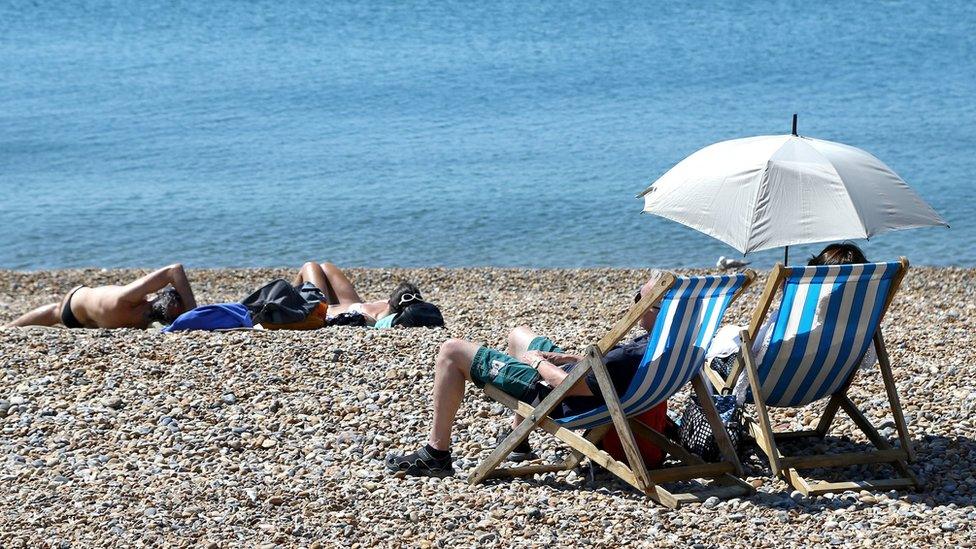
[119,264,197,310]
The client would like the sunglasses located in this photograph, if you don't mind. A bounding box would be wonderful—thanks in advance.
[397,293,422,306]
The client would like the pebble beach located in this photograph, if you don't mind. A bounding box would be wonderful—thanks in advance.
[1,266,974,547]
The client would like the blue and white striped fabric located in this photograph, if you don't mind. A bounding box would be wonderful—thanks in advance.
[555,274,748,431]
[755,262,901,408]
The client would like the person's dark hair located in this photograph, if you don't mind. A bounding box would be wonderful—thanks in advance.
[149,287,183,324]
[394,301,445,328]
[808,242,868,266]
[388,281,423,315]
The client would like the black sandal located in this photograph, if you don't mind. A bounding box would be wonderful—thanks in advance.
[385,446,455,478]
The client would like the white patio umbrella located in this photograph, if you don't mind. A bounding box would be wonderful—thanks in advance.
[640,118,948,261]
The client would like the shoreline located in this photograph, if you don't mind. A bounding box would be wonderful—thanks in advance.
[1,267,973,546]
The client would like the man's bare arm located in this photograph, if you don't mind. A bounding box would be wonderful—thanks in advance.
[519,350,592,397]
[537,351,584,365]
[119,264,197,309]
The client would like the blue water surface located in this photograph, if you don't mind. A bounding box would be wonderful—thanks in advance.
[1,1,973,269]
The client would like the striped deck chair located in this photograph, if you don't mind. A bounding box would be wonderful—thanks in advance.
[709,259,918,496]
[468,271,757,509]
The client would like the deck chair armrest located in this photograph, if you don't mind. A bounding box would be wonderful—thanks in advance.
[877,257,909,324]
[722,350,747,393]
[747,264,786,339]
[731,269,758,301]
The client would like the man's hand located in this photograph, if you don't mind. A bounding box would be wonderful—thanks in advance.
[519,350,547,368]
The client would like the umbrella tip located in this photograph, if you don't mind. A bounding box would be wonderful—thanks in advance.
[792,113,798,136]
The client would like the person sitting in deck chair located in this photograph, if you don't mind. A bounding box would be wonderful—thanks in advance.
[5,264,197,329]
[706,242,875,400]
[385,273,663,477]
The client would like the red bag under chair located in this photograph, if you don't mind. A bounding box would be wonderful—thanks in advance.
[601,401,668,468]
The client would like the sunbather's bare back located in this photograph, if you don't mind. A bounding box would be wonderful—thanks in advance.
[61,285,155,329]
[5,264,197,329]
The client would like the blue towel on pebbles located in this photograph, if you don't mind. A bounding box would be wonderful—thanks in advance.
[162,303,253,332]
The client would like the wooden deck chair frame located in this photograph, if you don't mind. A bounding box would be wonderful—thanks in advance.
[705,258,918,496]
[468,270,757,509]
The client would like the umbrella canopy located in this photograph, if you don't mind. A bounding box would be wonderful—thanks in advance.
[640,134,948,254]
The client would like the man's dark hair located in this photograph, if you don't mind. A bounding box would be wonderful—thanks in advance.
[808,242,868,266]
[388,281,423,315]
[149,287,183,325]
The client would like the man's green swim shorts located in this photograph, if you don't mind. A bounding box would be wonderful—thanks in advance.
[469,337,565,401]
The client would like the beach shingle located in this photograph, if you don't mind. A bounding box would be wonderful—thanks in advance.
[0,267,974,546]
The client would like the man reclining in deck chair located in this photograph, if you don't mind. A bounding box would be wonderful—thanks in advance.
[385,273,663,478]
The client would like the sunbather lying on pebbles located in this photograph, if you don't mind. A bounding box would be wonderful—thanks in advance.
[5,263,196,329]
[292,261,444,328]
[385,273,663,477]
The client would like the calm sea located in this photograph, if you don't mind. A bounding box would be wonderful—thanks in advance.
[1,1,973,269]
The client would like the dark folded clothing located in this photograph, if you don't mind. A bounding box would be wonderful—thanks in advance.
[242,280,326,325]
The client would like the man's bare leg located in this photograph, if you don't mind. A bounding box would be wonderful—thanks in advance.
[505,326,541,429]
[504,326,592,429]
[506,325,539,357]
[319,262,363,306]
[6,303,60,327]
[389,334,596,475]
[384,338,478,476]
[428,338,480,451]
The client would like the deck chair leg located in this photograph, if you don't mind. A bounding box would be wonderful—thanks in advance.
[816,371,865,439]
[586,346,653,492]
[816,395,842,438]
[691,373,744,476]
[629,419,753,494]
[485,432,592,480]
[562,447,586,471]
[704,361,728,394]
[469,358,595,485]
[550,428,606,472]
[725,350,746,393]
[482,390,648,485]
[739,330,783,476]
[756,384,918,495]
[874,332,915,462]
[837,394,918,486]
[816,355,866,438]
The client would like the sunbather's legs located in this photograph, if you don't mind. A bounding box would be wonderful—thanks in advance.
[6,303,60,327]
[293,262,340,304]
[319,262,363,306]
[428,338,479,450]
